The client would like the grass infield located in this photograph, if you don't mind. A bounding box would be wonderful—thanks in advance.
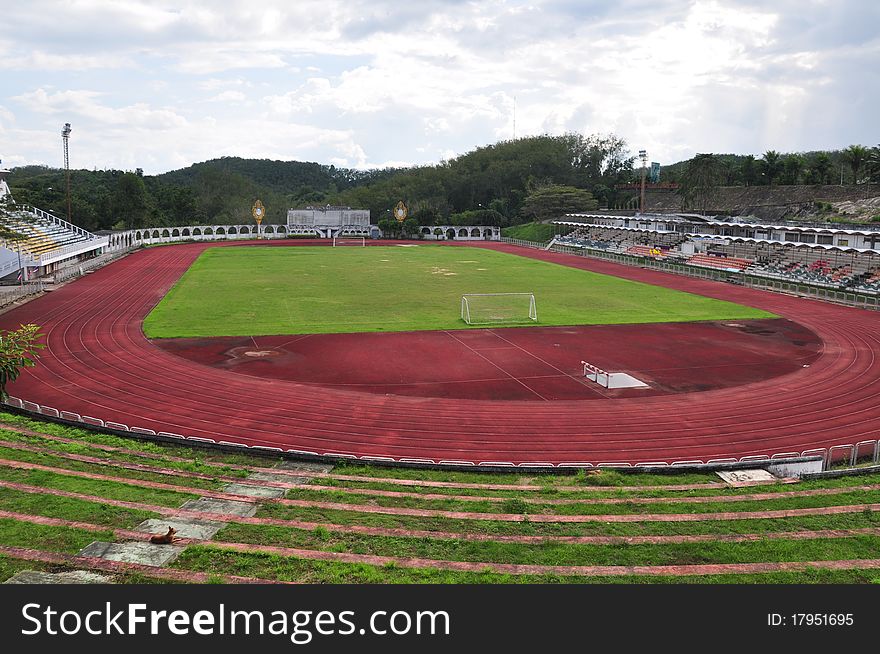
[143,245,773,337]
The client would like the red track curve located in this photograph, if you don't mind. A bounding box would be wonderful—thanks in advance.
[2,240,879,466]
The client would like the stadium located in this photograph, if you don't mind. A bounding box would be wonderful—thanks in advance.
[2,208,878,465]
[2,202,880,584]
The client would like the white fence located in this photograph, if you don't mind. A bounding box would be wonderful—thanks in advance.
[6,394,874,471]
[0,282,45,308]
[53,245,137,284]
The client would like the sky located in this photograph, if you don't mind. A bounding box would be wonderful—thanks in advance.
[0,0,877,175]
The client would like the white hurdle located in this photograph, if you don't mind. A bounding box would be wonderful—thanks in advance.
[581,361,610,388]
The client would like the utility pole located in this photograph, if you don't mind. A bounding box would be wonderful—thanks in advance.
[639,149,648,214]
[62,123,72,223]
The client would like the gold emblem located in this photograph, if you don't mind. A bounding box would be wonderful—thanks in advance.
[394,200,407,223]
[252,200,265,225]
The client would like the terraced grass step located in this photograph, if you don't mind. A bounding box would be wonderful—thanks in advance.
[5,458,880,523]
[0,545,286,584]
[8,508,880,575]
[6,475,879,541]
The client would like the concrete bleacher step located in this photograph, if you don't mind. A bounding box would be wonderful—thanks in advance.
[4,569,114,584]
[179,497,257,517]
[78,541,185,567]
[275,460,334,474]
[221,482,286,499]
[135,517,225,541]
[250,470,312,485]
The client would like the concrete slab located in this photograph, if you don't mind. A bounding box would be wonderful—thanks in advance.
[276,460,334,473]
[135,518,225,540]
[78,541,184,567]
[249,471,310,485]
[222,483,286,499]
[180,497,257,518]
[717,469,778,484]
[5,570,113,584]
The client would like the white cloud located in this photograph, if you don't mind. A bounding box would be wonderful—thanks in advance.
[0,0,875,173]
[207,90,246,103]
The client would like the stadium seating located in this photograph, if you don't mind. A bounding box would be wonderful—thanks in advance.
[687,253,753,271]
[1,208,93,259]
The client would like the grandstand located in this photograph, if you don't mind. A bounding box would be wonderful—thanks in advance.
[551,215,880,295]
[286,205,378,239]
[0,165,107,282]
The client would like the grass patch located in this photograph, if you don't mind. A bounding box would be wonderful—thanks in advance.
[0,429,249,480]
[0,487,157,528]
[0,413,279,469]
[501,222,560,242]
[214,522,880,567]
[0,518,112,554]
[172,546,880,584]
[331,462,716,486]
[256,503,880,538]
[143,246,772,337]
[0,445,228,493]
[282,486,880,516]
[0,467,198,508]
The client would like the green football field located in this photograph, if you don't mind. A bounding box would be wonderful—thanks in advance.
[142,245,775,338]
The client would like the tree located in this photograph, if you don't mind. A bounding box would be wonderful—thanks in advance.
[809,152,833,185]
[562,132,634,206]
[760,151,783,185]
[518,185,598,222]
[0,324,43,400]
[780,155,804,185]
[844,145,870,184]
[740,155,758,186]
[678,153,721,213]
[867,145,880,183]
[111,172,149,229]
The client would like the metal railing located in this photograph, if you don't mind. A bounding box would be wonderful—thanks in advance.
[38,236,109,265]
[52,245,136,284]
[20,205,93,238]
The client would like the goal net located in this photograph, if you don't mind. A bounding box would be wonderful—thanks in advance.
[460,293,537,325]
[333,236,366,246]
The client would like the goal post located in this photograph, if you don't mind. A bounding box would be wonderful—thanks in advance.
[460,293,537,325]
[332,236,366,246]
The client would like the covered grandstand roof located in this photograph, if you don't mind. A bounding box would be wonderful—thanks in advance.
[552,220,880,254]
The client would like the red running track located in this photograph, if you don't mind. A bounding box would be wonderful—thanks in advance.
[2,239,879,465]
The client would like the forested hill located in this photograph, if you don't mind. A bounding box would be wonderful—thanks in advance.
[6,157,395,231]
[4,134,634,232]
[7,137,877,233]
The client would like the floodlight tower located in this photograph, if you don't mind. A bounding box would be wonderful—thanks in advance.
[62,123,72,223]
[638,149,648,214]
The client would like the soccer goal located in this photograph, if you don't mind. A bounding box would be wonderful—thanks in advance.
[460,293,537,325]
[333,236,366,246]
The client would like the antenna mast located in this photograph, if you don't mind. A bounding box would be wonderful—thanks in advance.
[62,122,72,223]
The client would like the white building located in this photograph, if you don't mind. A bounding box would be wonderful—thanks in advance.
[287,205,374,239]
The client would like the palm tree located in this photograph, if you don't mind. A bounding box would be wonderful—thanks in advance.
[843,144,870,184]
[761,150,782,185]
[867,145,880,183]
[739,155,758,186]
[781,155,804,185]
[810,152,832,185]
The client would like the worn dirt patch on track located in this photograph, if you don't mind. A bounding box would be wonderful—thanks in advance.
[153,318,821,401]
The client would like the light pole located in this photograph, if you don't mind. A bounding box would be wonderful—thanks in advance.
[62,123,72,223]
[639,149,648,215]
